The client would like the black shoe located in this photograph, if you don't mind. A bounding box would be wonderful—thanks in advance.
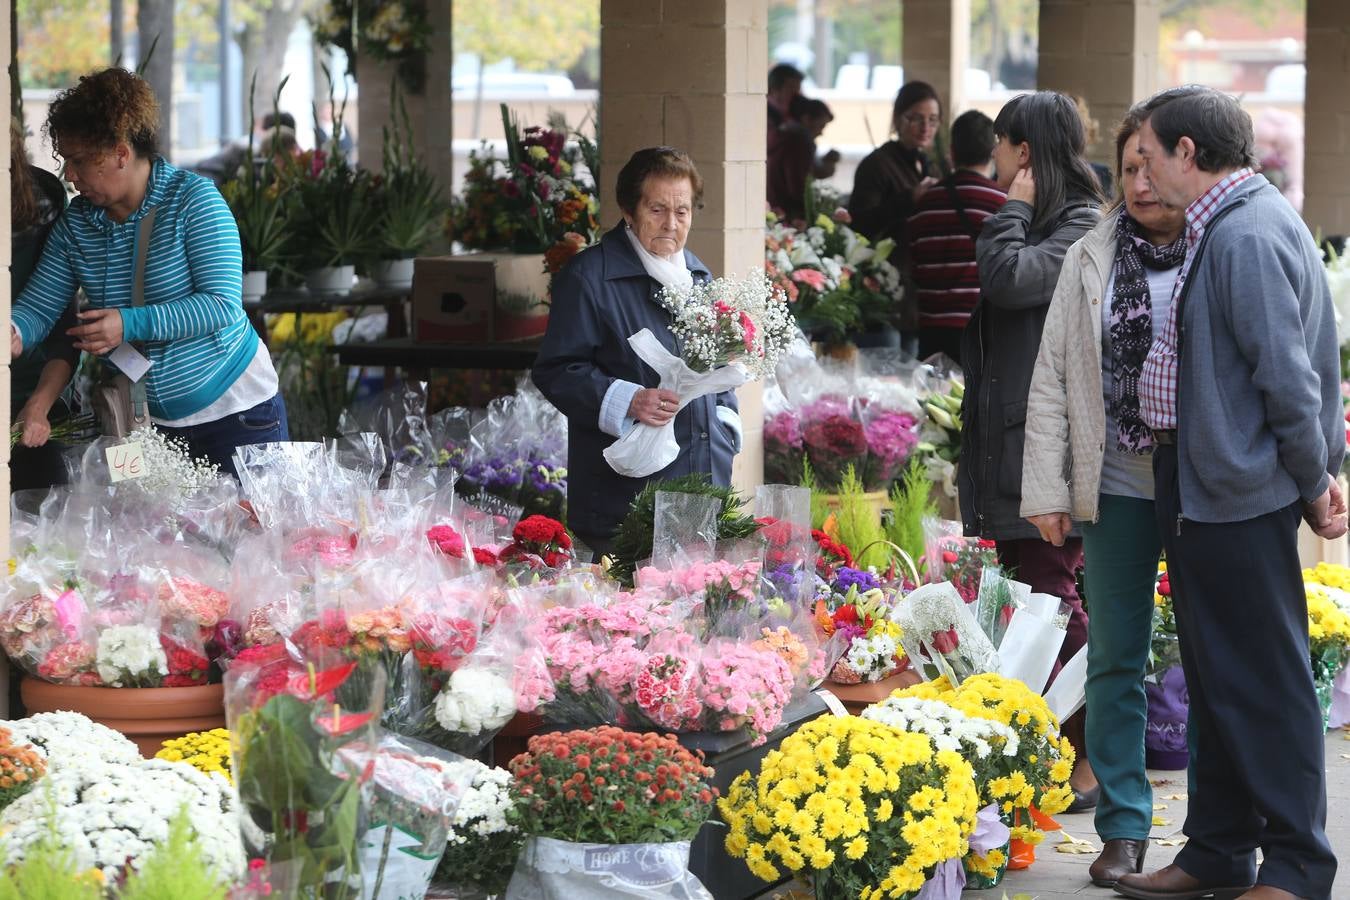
[1066,784,1100,813]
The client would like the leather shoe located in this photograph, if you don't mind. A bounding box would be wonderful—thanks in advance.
[1067,783,1100,813]
[1115,864,1254,900]
[1090,838,1147,887]
[1235,889,1301,900]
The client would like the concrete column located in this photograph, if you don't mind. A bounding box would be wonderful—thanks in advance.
[356,0,453,183]
[1305,0,1350,238]
[1037,0,1160,167]
[599,0,768,495]
[901,0,971,118]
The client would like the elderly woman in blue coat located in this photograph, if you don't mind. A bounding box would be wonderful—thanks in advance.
[532,147,741,557]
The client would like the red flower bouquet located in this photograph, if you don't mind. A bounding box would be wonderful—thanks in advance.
[803,409,869,491]
[500,515,574,569]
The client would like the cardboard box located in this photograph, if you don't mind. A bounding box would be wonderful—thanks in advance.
[412,252,550,343]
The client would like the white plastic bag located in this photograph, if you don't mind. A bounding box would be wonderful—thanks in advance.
[505,837,712,899]
[603,330,748,478]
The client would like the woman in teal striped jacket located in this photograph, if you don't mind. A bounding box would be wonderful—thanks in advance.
[9,67,287,475]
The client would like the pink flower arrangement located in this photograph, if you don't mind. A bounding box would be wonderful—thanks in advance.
[700,642,793,741]
[860,409,920,491]
[791,268,828,291]
[157,577,231,629]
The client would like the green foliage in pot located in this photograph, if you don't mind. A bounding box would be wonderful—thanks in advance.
[221,75,292,277]
[373,86,445,260]
[608,474,759,587]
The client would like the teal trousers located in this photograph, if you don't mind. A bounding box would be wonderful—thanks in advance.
[1081,493,1163,841]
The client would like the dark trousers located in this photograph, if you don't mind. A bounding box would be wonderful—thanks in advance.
[994,536,1089,668]
[1154,444,1335,898]
[156,393,290,479]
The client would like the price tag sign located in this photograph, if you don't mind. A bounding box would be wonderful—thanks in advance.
[106,441,146,482]
[814,689,850,718]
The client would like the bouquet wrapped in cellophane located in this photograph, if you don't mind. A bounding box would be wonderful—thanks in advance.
[604,270,795,478]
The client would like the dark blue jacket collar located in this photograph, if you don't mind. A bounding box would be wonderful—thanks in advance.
[600,223,712,282]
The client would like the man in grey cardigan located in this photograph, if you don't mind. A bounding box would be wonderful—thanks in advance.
[1115,87,1345,900]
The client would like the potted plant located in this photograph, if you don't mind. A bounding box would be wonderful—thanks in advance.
[720,714,979,899]
[505,727,718,897]
[370,88,444,289]
[222,76,293,303]
[279,99,374,297]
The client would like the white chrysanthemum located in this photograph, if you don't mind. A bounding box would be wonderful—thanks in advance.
[843,633,900,681]
[0,757,244,881]
[95,624,168,687]
[3,711,141,768]
[862,695,1020,761]
[441,759,517,844]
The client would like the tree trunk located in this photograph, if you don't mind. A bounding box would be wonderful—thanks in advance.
[136,0,174,160]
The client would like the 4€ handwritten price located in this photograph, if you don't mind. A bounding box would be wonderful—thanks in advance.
[105,442,146,482]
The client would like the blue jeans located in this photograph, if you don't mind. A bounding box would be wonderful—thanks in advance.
[156,394,290,479]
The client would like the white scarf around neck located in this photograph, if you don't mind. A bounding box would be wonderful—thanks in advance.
[624,224,693,292]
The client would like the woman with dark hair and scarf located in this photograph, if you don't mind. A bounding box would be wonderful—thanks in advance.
[958,89,1104,813]
[1020,106,1187,889]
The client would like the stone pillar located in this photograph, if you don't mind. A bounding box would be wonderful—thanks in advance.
[1305,0,1350,238]
[902,0,972,117]
[599,0,768,495]
[1037,0,1160,167]
[356,0,453,184]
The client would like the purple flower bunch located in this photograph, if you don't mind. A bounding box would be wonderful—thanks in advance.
[833,566,882,595]
[861,409,920,490]
[764,410,806,484]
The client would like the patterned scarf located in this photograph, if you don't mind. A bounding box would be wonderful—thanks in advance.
[1110,210,1186,453]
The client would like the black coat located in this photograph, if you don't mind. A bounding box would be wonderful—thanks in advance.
[959,197,1101,540]
[531,225,739,539]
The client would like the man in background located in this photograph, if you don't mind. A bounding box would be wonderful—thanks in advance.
[767,97,838,221]
[905,109,1006,362]
[766,63,804,154]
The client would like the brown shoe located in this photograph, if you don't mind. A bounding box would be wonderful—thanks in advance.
[1090,838,1148,887]
[1114,863,1254,900]
[1235,888,1300,900]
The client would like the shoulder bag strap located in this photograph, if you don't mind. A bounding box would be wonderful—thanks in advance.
[130,207,158,425]
[943,176,981,240]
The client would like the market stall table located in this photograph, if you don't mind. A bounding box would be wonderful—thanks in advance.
[330,336,542,379]
[244,283,410,345]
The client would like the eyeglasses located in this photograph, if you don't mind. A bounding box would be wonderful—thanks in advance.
[57,149,106,175]
[902,114,941,128]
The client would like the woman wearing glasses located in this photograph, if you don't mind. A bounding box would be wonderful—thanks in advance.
[9,67,287,474]
[847,80,943,356]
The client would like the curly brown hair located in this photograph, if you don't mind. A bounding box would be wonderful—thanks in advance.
[45,67,160,160]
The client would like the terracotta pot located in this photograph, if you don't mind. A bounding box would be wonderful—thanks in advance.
[20,679,226,758]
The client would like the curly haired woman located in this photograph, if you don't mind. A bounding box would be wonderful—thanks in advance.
[9,67,287,475]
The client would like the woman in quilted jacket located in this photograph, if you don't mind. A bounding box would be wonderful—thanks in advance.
[1020,105,1186,889]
